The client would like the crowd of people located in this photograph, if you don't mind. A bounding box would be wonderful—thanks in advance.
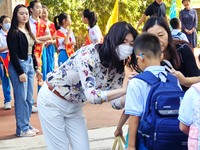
[0,0,200,149]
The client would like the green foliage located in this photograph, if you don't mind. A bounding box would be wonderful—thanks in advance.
[27,0,172,47]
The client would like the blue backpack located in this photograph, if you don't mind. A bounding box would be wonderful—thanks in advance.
[134,71,188,150]
[172,32,182,40]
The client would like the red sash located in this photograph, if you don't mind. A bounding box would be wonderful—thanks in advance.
[0,53,9,77]
[56,30,74,57]
[34,19,47,67]
[48,21,56,37]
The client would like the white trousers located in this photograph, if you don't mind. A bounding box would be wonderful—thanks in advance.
[37,83,89,150]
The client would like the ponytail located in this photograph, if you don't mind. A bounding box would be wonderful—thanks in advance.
[83,9,97,28]
[54,16,60,30]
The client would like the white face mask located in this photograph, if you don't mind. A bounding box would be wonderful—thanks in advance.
[3,23,11,31]
[116,44,133,60]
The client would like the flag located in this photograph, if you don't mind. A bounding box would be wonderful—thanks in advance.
[105,0,118,33]
[169,0,176,19]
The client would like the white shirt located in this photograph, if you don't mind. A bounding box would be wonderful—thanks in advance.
[57,26,76,50]
[178,83,200,126]
[0,29,8,53]
[89,25,102,44]
[171,29,189,42]
[29,16,50,37]
[125,66,168,117]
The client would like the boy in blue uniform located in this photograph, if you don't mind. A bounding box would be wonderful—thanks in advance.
[125,33,180,149]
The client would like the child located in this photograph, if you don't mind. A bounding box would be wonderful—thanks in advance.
[178,82,200,150]
[170,17,188,42]
[0,15,12,110]
[54,13,76,66]
[124,32,181,149]
[40,5,56,74]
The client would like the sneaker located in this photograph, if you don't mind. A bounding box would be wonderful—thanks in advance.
[18,130,36,137]
[4,102,11,110]
[32,105,38,113]
[31,128,40,134]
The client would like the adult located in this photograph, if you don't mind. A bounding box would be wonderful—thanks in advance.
[7,4,42,137]
[142,16,199,91]
[179,0,198,48]
[37,21,138,150]
[136,0,166,30]
[82,9,103,45]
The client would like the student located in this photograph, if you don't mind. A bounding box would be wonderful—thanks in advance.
[7,4,42,137]
[82,9,103,45]
[37,21,138,150]
[124,32,178,149]
[142,16,199,91]
[0,15,12,110]
[40,5,56,74]
[178,82,200,149]
[54,12,76,66]
[170,17,189,42]
[28,0,51,112]
[136,0,166,30]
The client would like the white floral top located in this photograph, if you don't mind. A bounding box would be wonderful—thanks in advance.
[46,44,124,104]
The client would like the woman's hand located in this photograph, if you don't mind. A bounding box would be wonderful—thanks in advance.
[19,73,27,82]
[36,69,43,81]
[128,71,139,80]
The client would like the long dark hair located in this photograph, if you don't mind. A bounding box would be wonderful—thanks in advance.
[142,16,181,69]
[83,9,97,28]
[97,21,138,73]
[53,13,69,30]
[9,4,35,40]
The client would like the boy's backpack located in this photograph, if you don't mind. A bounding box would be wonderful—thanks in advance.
[134,71,188,150]
[172,32,182,40]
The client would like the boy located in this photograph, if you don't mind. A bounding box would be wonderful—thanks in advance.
[170,17,188,42]
[125,33,179,149]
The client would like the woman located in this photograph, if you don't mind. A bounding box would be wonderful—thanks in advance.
[7,4,42,137]
[82,9,103,45]
[37,21,138,150]
[54,12,76,66]
[179,0,198,48]
[0,15,12,110]
[141,16,199,91]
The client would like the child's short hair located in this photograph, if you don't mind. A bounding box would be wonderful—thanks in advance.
[133,32,161,58]
[170,18,180,29]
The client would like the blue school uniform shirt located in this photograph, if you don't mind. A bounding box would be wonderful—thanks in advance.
[125,66,167,118]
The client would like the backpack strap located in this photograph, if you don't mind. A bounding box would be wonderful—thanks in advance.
[166,73,179,86]
[134,71,160,85]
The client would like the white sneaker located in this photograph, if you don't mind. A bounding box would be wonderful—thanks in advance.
[31,128,40,134]
[32,105,38,113]
[18,130,36,137]
[4,102,11,110]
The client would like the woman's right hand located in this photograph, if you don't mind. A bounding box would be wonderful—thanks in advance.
[19,73,27,82]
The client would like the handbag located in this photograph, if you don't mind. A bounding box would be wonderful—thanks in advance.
[112,136,126,150]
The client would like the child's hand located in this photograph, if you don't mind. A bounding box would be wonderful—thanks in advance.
[114,127,123,137]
